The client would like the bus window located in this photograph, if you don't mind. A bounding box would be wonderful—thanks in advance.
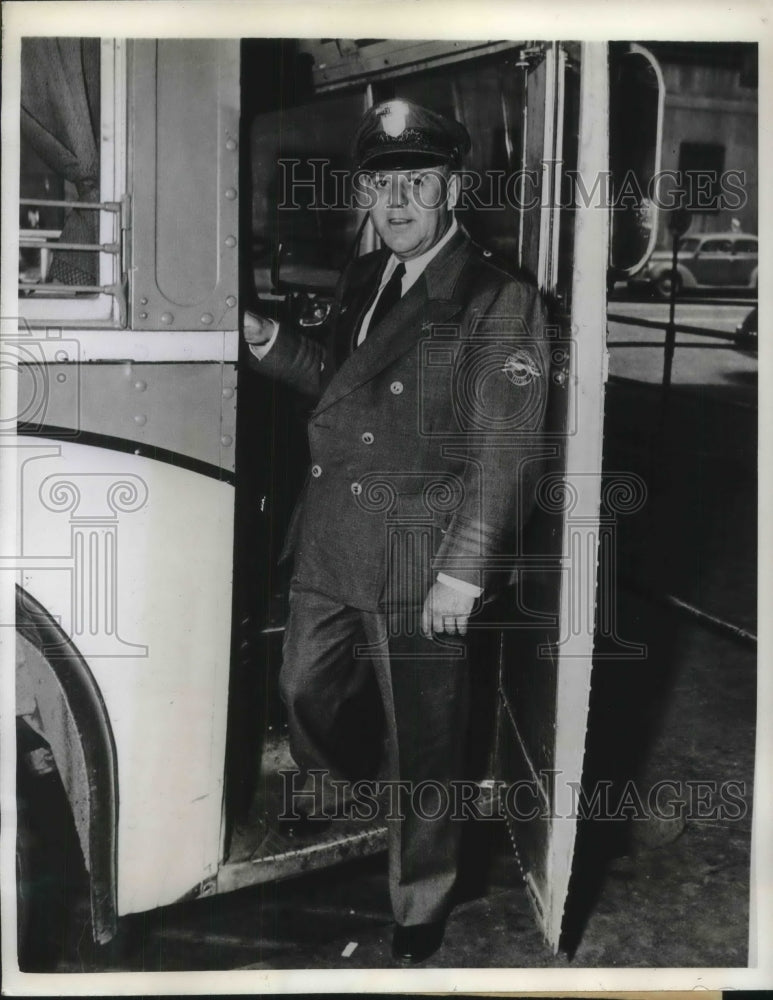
[18,38,127,326]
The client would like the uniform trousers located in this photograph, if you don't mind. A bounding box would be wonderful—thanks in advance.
[279,582,471,927]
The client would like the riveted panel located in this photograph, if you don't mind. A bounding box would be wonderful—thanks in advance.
[18,362,238,475]
[129,40,239,330]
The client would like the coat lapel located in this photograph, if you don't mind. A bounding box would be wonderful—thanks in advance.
[314,228,472,416]
[331,251,387,368]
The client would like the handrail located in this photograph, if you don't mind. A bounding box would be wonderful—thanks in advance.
[20,197,120,211]
[19,283,116,294]
[19,194,129,327]
[19,240,119,253]
[607,311,747,342]
[610,342,740,349]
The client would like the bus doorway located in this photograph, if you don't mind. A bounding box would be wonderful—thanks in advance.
[223,38,608,953]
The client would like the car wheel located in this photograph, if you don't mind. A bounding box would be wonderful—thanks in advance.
[655,272,682,300]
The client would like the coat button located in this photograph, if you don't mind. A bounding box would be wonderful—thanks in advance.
[361,431,374,445]
[390,380,404,395]
[311,464,322,478]
[351,482,362,495]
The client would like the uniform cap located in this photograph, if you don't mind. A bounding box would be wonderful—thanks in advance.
[353,99,471,170]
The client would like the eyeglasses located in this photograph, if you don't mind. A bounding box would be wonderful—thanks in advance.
[363,169,448,193]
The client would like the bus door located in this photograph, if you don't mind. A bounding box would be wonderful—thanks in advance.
[494,41,664,952]
[490,41,608,953]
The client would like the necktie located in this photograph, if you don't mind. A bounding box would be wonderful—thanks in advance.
[363,262,406,338]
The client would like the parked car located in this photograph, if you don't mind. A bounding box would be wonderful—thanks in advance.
[628,232,758,299]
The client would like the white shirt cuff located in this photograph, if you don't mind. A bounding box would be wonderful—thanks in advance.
[437,572,483,598]
[248,318,280,360]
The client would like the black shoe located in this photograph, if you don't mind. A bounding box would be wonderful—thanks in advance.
[391,921,445,964]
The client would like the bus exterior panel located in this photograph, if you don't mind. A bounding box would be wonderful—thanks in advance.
[17,431,234,915]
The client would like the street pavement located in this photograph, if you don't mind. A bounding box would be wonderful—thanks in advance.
[606,294,757,404]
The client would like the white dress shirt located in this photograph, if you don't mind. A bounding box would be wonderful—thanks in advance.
[355,217,459,345]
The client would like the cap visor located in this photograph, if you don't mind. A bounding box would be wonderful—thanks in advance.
[359,149,453,171]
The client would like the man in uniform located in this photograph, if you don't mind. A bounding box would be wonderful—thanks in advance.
[244,98,549,963]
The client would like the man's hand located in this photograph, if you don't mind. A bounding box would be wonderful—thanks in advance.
[421,580,477,637]
[243,309,276,346]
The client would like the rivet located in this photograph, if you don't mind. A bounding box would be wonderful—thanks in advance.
[201,313,214,325]
[56,373,67,383]
[225,295,237,308]
[225,235,237,248]
[226,138,237,151]
[311,464,322,478]
[161,312,174,324]
[134,380,147,392]
[222,387,235,399]
[140,297,148,305]
[225,188,237,200]
[139,312,148,320]
[134,414,147,426]
[220,435,233,447]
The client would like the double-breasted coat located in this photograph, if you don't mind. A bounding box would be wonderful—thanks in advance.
[253,226,551,611]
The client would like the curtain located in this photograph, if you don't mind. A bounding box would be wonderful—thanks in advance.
[20,38,101,285]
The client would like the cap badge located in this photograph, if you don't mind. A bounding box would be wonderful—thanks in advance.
[378,100,409,138]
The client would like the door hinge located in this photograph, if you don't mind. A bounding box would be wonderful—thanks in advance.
[119,193,131,329]
[516,44,548,70]
[559,41,582,72]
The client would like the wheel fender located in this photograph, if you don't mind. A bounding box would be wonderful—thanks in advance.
[652,263,693,288]
[15,585,119,945]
